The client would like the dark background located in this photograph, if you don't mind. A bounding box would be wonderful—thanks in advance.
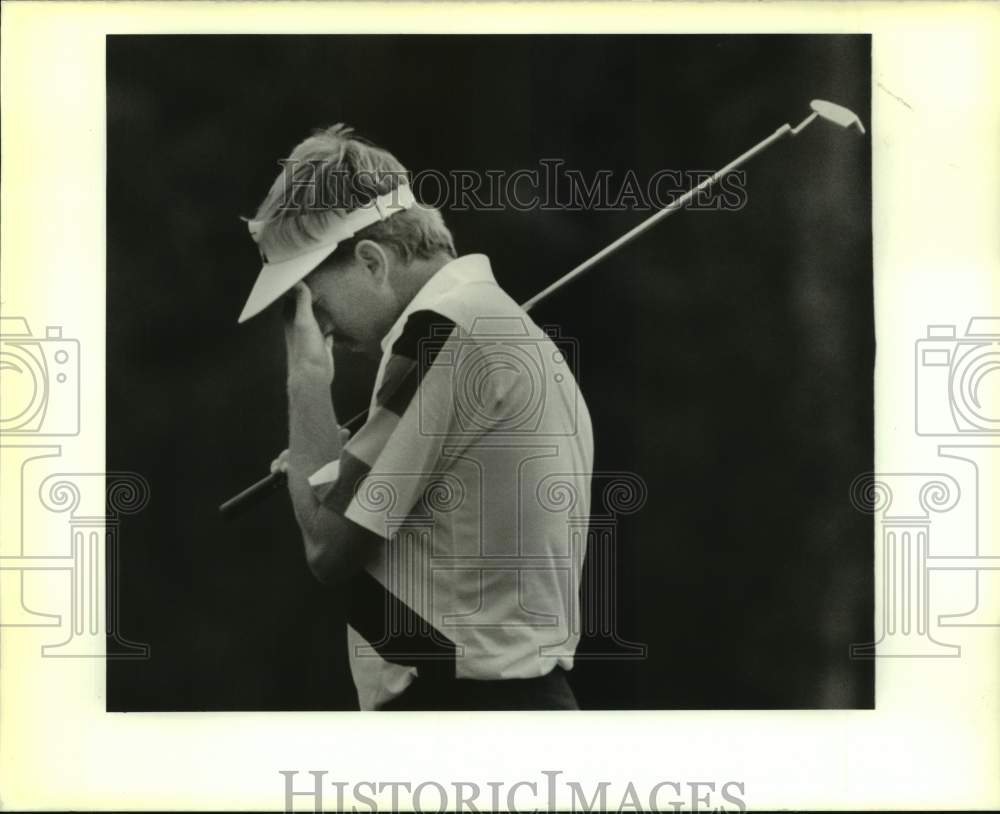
[107,35,873,710]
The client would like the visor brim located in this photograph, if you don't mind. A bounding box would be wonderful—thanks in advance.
[237,242,337,324]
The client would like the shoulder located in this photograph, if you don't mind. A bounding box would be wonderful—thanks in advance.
[392,278,532,357]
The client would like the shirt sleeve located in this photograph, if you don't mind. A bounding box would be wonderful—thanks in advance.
[309,309,491,540]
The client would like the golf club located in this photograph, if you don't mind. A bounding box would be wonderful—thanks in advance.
[219,98,865,519]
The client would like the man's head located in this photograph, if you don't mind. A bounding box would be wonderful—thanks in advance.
[241,124,456,355]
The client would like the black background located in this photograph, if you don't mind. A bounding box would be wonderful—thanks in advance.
[107,35,873,710]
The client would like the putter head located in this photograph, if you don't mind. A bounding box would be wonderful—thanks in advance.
[810,99,866,134]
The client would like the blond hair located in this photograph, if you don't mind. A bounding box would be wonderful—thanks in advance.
[252,124,456,264]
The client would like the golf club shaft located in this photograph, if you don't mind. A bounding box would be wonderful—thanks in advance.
[218,465,289,516]
[220,122,798,519]
[521,124,792,311]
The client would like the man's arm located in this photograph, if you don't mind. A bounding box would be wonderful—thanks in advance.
[282,291,473,586]
[283,284,376,584]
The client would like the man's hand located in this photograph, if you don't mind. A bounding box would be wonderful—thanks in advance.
[284,281,334,385]
[270,427,351,476]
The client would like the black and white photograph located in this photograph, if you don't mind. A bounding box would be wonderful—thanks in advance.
[3,2,998,811]
[106,34,873,713]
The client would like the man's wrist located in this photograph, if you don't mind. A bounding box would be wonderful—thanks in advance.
[287,366,340,480]
[287,366,333,393]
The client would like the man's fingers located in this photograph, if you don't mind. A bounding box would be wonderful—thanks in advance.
[282,282,314,328]
[339,426,352,443]
[282,282,334,382]
[292,281,315,326]
[270,449,291,474]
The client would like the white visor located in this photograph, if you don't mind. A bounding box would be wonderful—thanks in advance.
[237,184,416,323]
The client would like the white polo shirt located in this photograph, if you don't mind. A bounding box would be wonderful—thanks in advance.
[309,254,594,710]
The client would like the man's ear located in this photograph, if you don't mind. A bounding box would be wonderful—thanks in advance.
[353,240,390,285]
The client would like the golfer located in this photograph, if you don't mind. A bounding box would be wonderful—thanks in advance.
[238,125,594,710]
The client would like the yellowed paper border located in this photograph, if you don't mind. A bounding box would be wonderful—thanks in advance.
[2,1,998,810]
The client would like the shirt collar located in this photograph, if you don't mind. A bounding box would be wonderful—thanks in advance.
[379,253,495,354]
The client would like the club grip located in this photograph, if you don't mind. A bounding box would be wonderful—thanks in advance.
[219,470,287,519]
[218,407,368,520]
